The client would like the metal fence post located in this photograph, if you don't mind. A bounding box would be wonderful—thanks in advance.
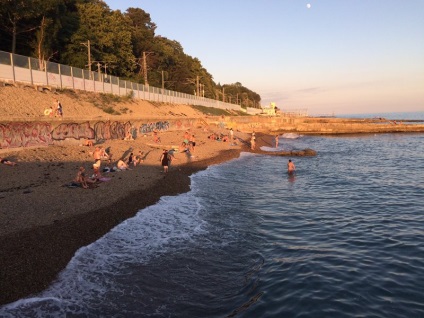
[28,57,33,85]
[45,61,49,86]
[10,53,16,83]
[59,64,63,89]
[71,66,75,90]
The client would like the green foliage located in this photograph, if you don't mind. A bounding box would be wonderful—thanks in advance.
[103,106,120,115]
[0,0,262,106]
[191,105,233,116]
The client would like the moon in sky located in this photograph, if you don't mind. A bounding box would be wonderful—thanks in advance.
[306,3,311,9]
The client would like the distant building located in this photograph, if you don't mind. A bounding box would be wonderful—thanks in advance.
[261,102,277,116]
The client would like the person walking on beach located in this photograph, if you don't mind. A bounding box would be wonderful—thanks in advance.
[287,159,296,173]
[229,128,234,141]
[160,149,170,173]
[189,134,196,153]
[54,99,63,119]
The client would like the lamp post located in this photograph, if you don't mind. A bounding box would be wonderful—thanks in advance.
[80,40,91,78]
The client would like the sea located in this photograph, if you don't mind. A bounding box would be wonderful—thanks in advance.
[1,112,424,318]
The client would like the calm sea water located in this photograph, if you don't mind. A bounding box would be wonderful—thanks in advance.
[1,122,424,317]
[340,111,424,121]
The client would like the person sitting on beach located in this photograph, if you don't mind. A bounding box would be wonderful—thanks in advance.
[0,157,17,166]
[134,151,144,166]
[74,166,96,188]
[117,159,131,170]
[287,159,296,174]
[124,130,133,141]
[99,146,109,161]
[105,146,113,164]
[84,139,94,147]
[127,152,135,166]
[75,167,89,188]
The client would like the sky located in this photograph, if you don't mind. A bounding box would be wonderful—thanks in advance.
[104,0,424,115]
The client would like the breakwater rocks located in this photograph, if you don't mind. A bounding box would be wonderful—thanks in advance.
[279,148,317,156]
[222,116,424,134]
[255,148,317,157]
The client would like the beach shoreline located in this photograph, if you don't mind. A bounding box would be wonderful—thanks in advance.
[0,128,271,306]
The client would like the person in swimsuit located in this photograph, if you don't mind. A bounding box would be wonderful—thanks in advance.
[250,136,256,150]
[127,152,134,166]
[287,159,296,173]
[189,135,196,153]
[0,157,17,166]
[75,166,89,188]
[117,159,131,170]
[160,149,170,173]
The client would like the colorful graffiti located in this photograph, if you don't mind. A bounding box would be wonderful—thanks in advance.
[94,121,131,141]
[0,120,180,149]
[139,121,170,134]
[52,122,94,140]
[0,122,52,148]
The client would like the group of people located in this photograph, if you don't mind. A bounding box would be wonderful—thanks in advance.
[43,99,63,118]
[71,128,296,187]
[73,145,146,188]
[180,131,196,153]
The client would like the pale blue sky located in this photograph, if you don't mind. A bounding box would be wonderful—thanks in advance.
[105,0,424,115]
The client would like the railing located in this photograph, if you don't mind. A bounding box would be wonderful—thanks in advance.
[0,51,242,112]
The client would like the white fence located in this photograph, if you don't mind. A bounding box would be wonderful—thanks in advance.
[0,51,242,112]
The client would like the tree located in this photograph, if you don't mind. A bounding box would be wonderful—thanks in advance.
[0,0,43,53]
[61,1,135,77]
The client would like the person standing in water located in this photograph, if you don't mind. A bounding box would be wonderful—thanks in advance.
[287,159,296,173]
[275,135,279,148]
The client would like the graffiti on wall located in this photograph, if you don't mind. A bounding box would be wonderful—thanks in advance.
[175,119,197,129]
[139,121,170,134]
[51,122,94,141]
[0,122,52,148]
[94,121,131,141]
[0,120,178,149]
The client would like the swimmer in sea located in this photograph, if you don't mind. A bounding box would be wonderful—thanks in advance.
[287,159,295,174]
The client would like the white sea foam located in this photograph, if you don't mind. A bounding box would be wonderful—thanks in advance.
[1,191,210,316]
[281,133,302,139]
